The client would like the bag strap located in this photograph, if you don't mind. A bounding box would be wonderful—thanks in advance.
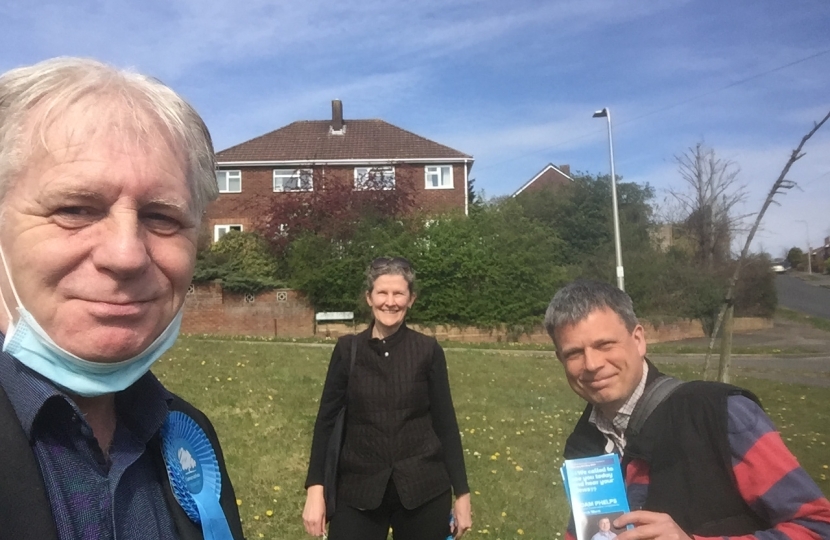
[626,375,685,437]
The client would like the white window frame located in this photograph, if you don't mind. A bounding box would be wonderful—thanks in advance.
[273,168,314,192]
[214,224,242,242]
[425,165,454,190]
[216,170,242,193]
[354,166,396,190]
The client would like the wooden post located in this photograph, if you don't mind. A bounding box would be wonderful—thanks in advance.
[717,304,734,384]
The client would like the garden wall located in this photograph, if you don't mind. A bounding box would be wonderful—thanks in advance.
[182,282,315,338]
[183,284,772,343]
[315,317,773,344]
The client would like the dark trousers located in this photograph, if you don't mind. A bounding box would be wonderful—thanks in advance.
[329,480,452,540]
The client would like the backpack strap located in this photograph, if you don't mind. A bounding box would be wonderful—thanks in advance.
[0,382,59,540]
[626,375,685,438]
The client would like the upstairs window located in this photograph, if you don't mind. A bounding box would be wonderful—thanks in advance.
[216,170,241,193]
[214,224,242,242]
[273,168,313,192]
[425,165,453,189]
[354,166,395,190]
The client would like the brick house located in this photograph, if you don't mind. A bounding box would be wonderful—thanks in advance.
[512,163,572,197]
[208,100,474,242]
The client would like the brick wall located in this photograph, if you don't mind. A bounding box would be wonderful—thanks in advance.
[182,282,773,343]
[182,282,315,338]
[206,163,467,237]
[314,317,773,344]
[520,166,571,195]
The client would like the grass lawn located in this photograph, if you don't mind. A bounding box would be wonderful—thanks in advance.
[153,337,830,540]
[778,307,830,333]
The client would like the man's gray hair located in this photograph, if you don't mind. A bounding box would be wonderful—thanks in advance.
[0,57,218,215]
[544,279,639,345]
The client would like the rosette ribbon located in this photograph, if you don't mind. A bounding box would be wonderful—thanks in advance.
[161,411,234,540]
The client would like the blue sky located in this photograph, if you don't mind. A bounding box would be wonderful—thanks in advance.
[3,0,828,257]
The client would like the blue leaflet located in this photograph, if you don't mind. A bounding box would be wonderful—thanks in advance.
[561,454,630,540]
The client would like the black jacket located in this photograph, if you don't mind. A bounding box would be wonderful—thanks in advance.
[0,384,245,540]
[306,324,469,510]
[564,363,768,536]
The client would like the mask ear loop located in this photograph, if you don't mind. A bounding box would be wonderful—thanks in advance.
[0,243,24,332]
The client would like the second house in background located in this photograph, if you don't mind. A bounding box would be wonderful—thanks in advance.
[209,100,474,243]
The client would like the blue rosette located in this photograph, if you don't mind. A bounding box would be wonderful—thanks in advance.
[161,411,234,540]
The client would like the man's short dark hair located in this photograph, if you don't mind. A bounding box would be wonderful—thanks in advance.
[544,280,639,346]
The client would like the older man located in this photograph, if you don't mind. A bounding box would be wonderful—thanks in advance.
[545,280,830,540]
[0,58,244,539]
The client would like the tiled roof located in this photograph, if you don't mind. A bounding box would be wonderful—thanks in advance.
[217,119,472,162]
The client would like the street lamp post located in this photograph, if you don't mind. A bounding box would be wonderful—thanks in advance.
[593,107,625,291]
[796,220,812,274]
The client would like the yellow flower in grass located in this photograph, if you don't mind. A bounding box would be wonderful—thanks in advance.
[517,528,524,535]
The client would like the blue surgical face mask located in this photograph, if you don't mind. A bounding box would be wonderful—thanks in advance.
[0,245,184,397]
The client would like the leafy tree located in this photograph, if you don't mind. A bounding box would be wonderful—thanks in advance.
[786,246,804,269]
[252,167,419,252]
[515,172,655,266]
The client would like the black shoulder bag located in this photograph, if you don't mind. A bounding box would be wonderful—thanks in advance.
[323,335,357,520]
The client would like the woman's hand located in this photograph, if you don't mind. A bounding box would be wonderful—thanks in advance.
[451,492,472,539]
[302,485,327,537]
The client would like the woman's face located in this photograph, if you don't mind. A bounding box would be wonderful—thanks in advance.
[366,274,415,333]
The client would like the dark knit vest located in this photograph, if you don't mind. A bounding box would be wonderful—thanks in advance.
[337,327,451,510]
[565,367,769,536]
[0,385,245,540]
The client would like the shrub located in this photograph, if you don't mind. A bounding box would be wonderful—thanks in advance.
[193,231,283,294]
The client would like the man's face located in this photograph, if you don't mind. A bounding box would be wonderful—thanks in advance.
[0,104,198,362]
[598,518,611,531]
[554,307,646,417]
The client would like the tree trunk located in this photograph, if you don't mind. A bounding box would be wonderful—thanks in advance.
[717,303,734,383]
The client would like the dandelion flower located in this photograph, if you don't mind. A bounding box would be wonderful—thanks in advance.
[518,528,524,535]
[265,510,274,517]
[236,499,242,506]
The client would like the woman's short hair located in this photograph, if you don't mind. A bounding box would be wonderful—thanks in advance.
[365,257,416,293]
[0,56,218,216]
[544,279,638,346]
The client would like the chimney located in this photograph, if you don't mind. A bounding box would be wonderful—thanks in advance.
[331,99,344,133]
[559,164,571,177]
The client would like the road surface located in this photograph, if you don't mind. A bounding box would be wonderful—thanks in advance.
[776,274,830,319]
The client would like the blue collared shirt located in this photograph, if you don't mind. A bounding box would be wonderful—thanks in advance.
[0,345,179,540]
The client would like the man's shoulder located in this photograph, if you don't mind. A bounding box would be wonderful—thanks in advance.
[668,380,761,408]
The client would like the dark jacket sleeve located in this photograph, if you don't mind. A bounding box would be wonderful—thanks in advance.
[427,341,470,496]
[305,337,351,488]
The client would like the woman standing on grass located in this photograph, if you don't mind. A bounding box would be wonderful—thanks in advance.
[302,257,472,540]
